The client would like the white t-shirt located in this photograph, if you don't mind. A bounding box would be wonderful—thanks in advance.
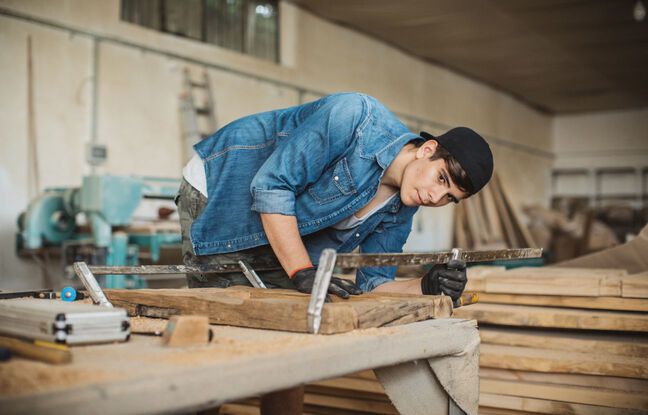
[182,153,208,197]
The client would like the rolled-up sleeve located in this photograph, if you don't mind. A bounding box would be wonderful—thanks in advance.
[355,213,415,292]
[250,93,369,215]
[251,189,296,215]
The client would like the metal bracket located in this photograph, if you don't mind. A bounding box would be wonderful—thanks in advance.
[72,262,113,308]
[308,249,337,334]
[238,260,267,289]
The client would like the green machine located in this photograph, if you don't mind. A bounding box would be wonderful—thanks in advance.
[17,175,181,289]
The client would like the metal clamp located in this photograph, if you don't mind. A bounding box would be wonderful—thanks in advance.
[238,260,267,289]
[72,262,113,307]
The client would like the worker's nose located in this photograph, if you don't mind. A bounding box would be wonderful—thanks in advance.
[429,190,445,205]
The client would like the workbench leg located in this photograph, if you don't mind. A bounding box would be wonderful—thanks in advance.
[375,359,467,415]
[259,385,303,415]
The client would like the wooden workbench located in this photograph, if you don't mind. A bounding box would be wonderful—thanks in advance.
[0,318,479,415]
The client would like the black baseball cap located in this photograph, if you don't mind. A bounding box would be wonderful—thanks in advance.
[419,127,493,194]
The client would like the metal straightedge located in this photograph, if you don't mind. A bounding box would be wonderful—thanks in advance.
[333,248,542,268]
[83,248,542,276]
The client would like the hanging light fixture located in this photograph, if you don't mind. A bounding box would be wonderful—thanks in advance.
[634,0,646,22]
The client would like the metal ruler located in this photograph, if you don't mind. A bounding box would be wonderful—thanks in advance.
[83,248,541,276]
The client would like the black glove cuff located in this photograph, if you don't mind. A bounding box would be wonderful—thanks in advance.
[292,266,316,281]
[421,265,442,295]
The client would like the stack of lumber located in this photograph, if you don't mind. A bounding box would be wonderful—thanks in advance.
[221,267,648,415]
[454,173,536,249]
[453,266,648,414]
[220,370,399,414]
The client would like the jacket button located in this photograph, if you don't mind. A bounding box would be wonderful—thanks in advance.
[334,176,339,181]
[355,233,360,238]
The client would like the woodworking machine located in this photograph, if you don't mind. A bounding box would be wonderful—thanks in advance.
[17,175,181,289]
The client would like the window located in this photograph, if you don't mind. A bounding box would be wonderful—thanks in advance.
[121,0,279,62]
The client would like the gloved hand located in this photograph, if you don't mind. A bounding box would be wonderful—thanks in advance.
[292,267,363,299]
[420,259,467,302]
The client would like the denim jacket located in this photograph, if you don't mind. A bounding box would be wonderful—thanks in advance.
[192,93,420,291]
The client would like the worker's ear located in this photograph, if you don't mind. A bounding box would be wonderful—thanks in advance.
[416,139,439,160]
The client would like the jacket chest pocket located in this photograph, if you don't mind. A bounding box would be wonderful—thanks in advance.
[308,158,357,204]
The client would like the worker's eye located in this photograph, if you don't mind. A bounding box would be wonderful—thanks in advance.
[439,174,446,184]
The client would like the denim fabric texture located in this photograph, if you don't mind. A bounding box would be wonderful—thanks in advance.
[189,92,420,291]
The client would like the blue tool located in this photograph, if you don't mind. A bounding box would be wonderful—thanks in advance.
[61,287,77,302]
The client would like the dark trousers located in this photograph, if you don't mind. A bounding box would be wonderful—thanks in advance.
[175,179,295,289]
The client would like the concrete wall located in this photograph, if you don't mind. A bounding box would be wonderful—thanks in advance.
[552,108,648,202]
[553,108,648,169]
[0,0,554,290]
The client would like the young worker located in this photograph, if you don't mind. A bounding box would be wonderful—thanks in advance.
[176,92,493,302]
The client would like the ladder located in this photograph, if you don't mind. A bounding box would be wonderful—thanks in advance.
[179,68,217,162]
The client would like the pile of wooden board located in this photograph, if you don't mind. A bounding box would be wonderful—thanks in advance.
[221,373,399,415]
[452,266,648,414]
[221,266,647,415]
[454,173,536,249]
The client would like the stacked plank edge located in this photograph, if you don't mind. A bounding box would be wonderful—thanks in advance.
[221,267,648,415]
[457,266,648,414]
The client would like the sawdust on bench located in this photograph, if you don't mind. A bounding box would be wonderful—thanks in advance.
[0,359,119,397]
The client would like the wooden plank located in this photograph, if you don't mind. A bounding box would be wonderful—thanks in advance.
[494,174,536,248]
[478,407,537,415]
[623,272,648,299]
[479,344,648,379]
[480,378,648,410]
[305,384,389,402]
[304,392,397,414]
[475,292,648,312]
[310,377,384,394]
[479,267,626,297]
[105,288,452,334]
[489,174,520,247]
[479,327,648,358]
[220,402,260,415]
[465,266,507,292]
[464,198,486,248]
[453,303,648,332]
[480,368,648,393]
[481,185,505,244]
[479,393,644,415]
[454,204,469,248]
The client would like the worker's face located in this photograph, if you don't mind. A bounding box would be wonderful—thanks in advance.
[400,141,468,207]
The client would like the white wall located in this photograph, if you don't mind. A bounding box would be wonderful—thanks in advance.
[553,108,648,169]
[552,108,648,204]
[0,0,554,290]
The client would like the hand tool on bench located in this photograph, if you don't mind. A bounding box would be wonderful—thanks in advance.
[238,260,267,288]
[73,261,114,307]
[0,335,72,364]
[77,247,541,334]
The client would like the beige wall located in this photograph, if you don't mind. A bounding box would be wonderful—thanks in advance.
[0,0,553,290]
[553,108,648,169]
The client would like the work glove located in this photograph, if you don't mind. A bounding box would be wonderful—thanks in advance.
[292,267,363,299]
[421,259,467,303]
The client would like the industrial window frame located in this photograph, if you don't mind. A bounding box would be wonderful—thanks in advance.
[120,0,280,63]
